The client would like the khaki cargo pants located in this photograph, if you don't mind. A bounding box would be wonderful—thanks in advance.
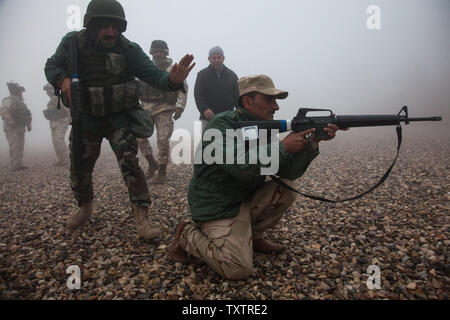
[137,110,174,165]
[50,120,69,163]
[180,179,296,280]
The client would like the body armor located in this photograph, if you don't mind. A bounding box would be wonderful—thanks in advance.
[66,31,140,117]
[3,96,31,127]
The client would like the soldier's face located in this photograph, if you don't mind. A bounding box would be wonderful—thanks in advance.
[208,54,225,71]
[97,23,119,48]
[151,49,167,64]
[243,93,279,121]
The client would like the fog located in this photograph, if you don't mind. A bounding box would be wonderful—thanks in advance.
[0,0,449,156]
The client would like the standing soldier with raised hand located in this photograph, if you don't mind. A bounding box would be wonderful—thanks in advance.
[43,83,71,166]
[44,0,195,240]
[138,40,188,184]
[0,82,32,172]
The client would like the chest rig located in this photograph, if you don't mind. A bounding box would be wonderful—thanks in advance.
[69,31,140,117]
[139,58,177,105]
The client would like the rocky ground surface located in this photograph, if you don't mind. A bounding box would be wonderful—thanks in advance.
[0,128,448,300]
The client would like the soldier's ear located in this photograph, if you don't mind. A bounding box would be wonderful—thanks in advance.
[242,95,252,109]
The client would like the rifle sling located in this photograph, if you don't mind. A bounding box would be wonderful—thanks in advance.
[271,125,402,203]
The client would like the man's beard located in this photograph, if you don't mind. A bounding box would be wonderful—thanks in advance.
[154,56,166,66]
[99,36,118,48]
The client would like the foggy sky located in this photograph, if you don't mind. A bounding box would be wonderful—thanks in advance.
[0,0,449,155]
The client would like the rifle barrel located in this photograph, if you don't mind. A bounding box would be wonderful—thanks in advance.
[405,117,442,122]
[236,115,442,132]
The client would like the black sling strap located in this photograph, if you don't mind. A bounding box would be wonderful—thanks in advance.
[271,125,403,203]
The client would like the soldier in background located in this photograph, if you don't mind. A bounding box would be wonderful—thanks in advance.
[0,82,32,172]
[138,40,188,184]
[43,84,70,166]
[194,46,239,131]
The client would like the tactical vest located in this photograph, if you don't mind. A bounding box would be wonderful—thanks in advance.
[139,58,177,105]
[6,96,31,127]
[67,30,140,117]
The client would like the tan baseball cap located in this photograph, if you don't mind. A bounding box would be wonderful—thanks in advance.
[238,74,288,99]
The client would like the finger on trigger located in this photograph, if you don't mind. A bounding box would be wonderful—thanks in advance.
[299,128,315,137]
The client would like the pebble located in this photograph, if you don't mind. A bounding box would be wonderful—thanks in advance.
[0,134,448,300]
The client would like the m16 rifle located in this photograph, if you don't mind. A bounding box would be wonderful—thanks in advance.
[237,106,442,202]
[238,106,441,139]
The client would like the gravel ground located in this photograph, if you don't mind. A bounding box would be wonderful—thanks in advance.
[0,127,448,300]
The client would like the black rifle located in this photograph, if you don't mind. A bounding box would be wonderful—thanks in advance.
[69,36,84,207]
[237,106,442,202]
[237,106,441,139]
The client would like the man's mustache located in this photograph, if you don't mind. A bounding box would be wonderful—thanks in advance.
[102,35,117,41]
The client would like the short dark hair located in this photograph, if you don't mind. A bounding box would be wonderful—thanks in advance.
[238,91,258,108]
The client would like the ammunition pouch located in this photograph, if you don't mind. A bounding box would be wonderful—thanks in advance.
[128,107,154,138]
[86,79,140,117]
[43,109,67,121]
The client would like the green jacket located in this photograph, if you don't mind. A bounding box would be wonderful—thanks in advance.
[44,30,181,132]
[188,107,319,222]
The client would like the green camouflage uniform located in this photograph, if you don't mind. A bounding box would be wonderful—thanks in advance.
[0,95,32,170]
[44,30,182,205]
[138,57,188,166]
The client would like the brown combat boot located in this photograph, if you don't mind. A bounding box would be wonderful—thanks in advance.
[66,201,93,229]
[145,155,159,180]
[253,237,285,254]
[132,205,160,240]
[152,164,167,184]
[168,222,189,264]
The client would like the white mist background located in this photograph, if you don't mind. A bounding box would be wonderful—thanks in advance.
[0,0,448,160]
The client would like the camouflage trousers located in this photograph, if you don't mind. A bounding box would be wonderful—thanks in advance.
[4,125,26,169]
[180,179,296,280]
[50,120,69,164]
[137,111,174,165]
[69,127,150,206]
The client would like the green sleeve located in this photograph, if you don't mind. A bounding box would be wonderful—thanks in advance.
[44,32,75,88]
[208,116,318,181]
[277,142,319,180]
[125,43,179,92]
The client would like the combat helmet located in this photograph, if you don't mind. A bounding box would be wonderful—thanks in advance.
[150,40,169,56]
[83,0,127,32]
[7,82,25,96]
